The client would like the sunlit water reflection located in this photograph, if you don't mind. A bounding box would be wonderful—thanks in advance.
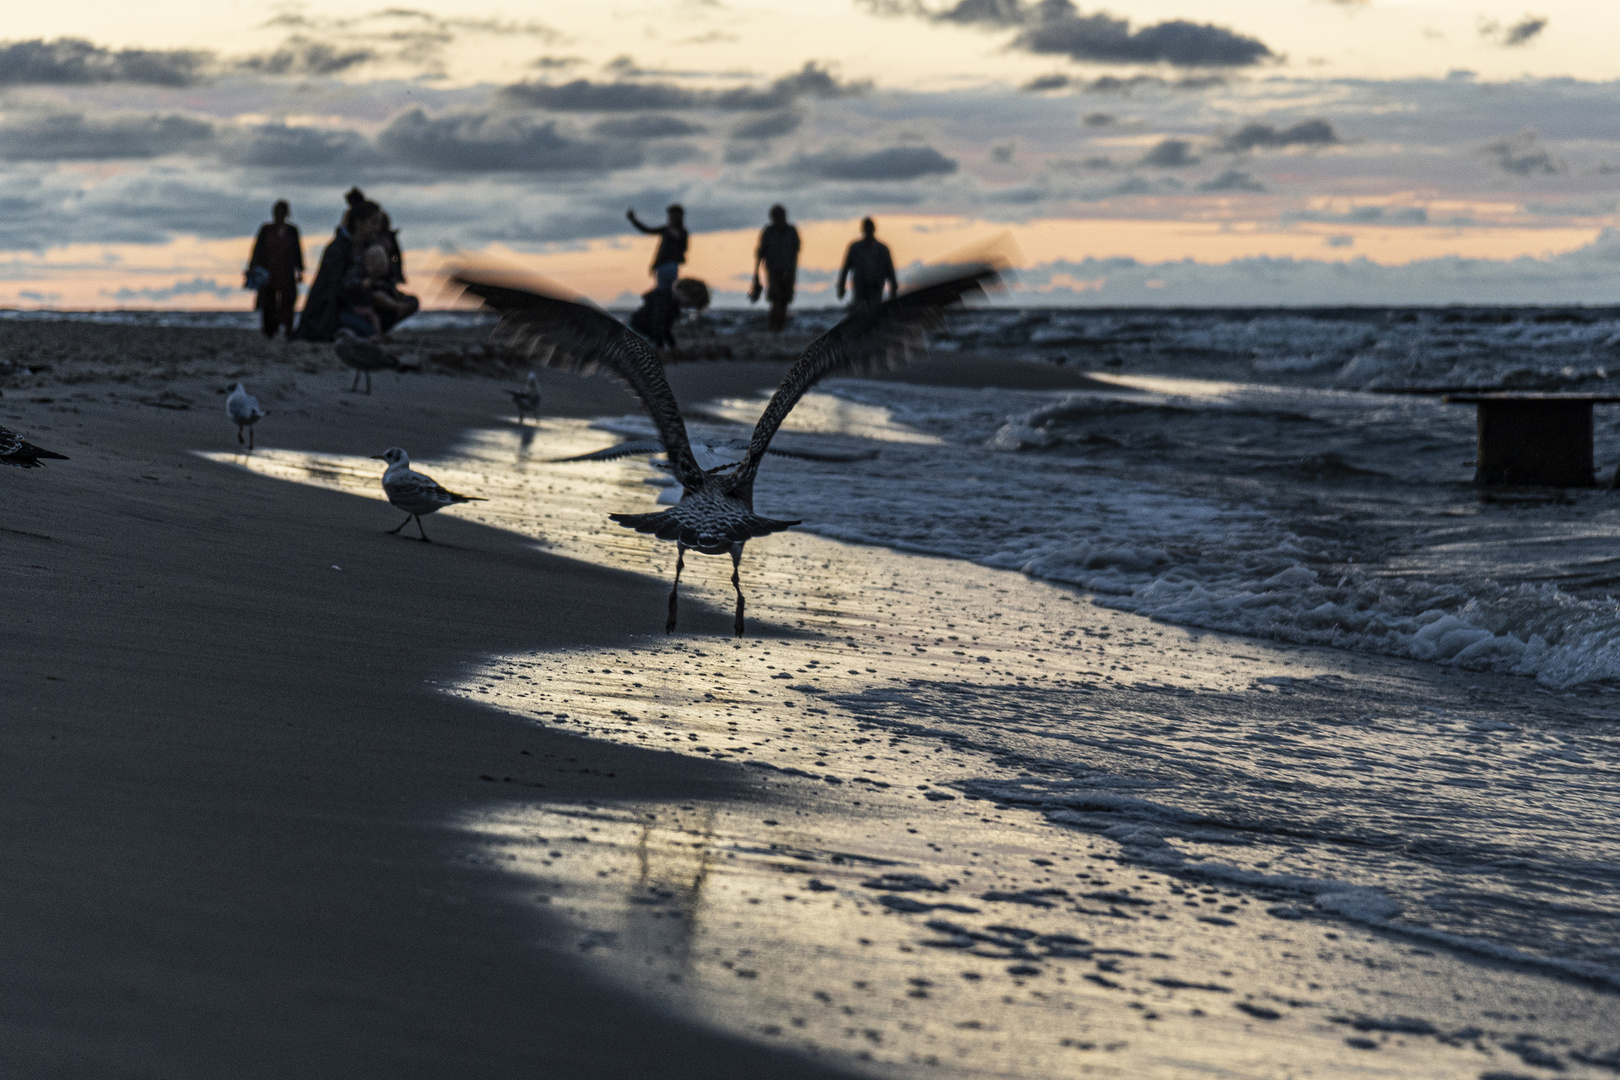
[205,410,1620,1078]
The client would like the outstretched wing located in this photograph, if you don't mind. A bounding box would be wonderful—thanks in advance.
[736,263,1001,484]
[549,438,667,463]
[766,445,880,463]
[452,269,705,491]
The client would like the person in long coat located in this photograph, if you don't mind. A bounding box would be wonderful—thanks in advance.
[295,188,368,342]
[246,201,303,339]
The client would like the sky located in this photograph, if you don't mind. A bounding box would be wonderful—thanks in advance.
[1,1,1619,308]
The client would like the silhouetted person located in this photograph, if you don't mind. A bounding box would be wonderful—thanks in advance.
[750,204,800,332]
[347,209,418,335]
[297,187,368,342]
[627,204,687,292]
[837,217,897,311]
[247,201,303,339]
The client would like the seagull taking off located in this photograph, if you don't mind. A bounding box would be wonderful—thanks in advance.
[335,329,401,393]
[225,382,267,450]
[453,258,1002,636]
[0,425,67,468]
[371,447,486,542]
[507,371,541,424]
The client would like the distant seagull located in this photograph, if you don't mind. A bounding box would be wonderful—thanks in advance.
[371,447,486,542]
[335,329,400,393]
[554,437,879,504]
[0,425,67,468]
[454,258,1001,636]
[225,382,267,450]
[507,371,541,424]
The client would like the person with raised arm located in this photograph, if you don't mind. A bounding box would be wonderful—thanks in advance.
[626,204,688,293]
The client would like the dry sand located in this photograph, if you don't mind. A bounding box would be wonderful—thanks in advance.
[3,318,1616,1078]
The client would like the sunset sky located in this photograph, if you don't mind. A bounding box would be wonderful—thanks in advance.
[2,1,1618,307]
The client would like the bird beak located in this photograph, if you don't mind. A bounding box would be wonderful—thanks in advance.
[370,454,386,460]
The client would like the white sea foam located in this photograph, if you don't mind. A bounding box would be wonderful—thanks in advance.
[688,373,1620,688]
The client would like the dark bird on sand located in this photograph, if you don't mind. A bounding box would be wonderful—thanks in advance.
[225,382,267,451]
[0,425,68,468]
[507,371,541,424]
[335,328,402,393]
[453,258,1002,636]
[372,447,486,542]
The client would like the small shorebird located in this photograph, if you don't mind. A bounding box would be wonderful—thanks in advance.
[0,425,67,468]
[454,259,1000,635]
[225,382,266,450]
[371,447,486,542]
[507,371,541,424]
[334,329,400,393]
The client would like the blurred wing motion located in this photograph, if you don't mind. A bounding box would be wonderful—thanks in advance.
[549,438,667,464]
[452,268,704,491]
[736,260,1004,484]
[553,438,878,465]
[764,445,880,464]
[0,425,68,468]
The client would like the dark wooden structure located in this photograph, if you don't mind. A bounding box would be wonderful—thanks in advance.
[1443,393,1620,487]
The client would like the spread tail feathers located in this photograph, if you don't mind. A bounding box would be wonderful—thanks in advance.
[609,508,799,548]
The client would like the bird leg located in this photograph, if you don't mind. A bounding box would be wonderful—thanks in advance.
[351,370,361,392]
[666,543,686,633]
[731,544,746,638]
[248,427,255,452]
[387,513,413,535]
[236,425,244,446]
[415,515,431,542]
[365,372,373,395]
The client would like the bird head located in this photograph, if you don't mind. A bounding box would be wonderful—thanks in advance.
[372,447,409,467]
[527,371,539,386]
[227,382,244,393]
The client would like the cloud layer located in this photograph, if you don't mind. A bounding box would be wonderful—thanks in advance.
[894,0,1273,67]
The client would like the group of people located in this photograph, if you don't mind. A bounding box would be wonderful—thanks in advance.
[627,202,901,339]
[249,191,901,344]
[244,188,419,342]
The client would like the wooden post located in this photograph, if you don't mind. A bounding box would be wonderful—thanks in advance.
[1444,394,1620,488]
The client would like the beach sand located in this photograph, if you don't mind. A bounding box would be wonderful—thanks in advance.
[3,320,1616,1078]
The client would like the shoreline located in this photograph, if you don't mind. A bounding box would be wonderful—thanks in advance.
[4,321,1618,1077]
[0,334,865,1077]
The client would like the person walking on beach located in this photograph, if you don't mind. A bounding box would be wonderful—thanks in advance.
[837,217,898,311]
[246,201,303,339]
[750,204,800,332]
[627,205,687,292]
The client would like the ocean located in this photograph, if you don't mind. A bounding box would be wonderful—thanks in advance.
[186,303,1620,1071]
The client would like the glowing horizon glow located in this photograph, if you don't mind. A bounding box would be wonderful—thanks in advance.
[0,215,1604,311]
[2,3,1618,307]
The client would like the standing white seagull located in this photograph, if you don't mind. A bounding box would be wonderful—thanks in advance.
[225,382,267,450]
[0,425,67,468]
[507,371,541,424]
[371,447,486,542]
[453,259,1001,636]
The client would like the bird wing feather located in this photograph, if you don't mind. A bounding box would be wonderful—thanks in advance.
[735,264,1000,484]
[453,270,705,491]
[550,438,668,463]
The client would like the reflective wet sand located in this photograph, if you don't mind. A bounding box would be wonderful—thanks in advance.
[210,418,1620,1079]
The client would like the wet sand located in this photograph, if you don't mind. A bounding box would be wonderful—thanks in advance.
[3,319,1617,1077]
